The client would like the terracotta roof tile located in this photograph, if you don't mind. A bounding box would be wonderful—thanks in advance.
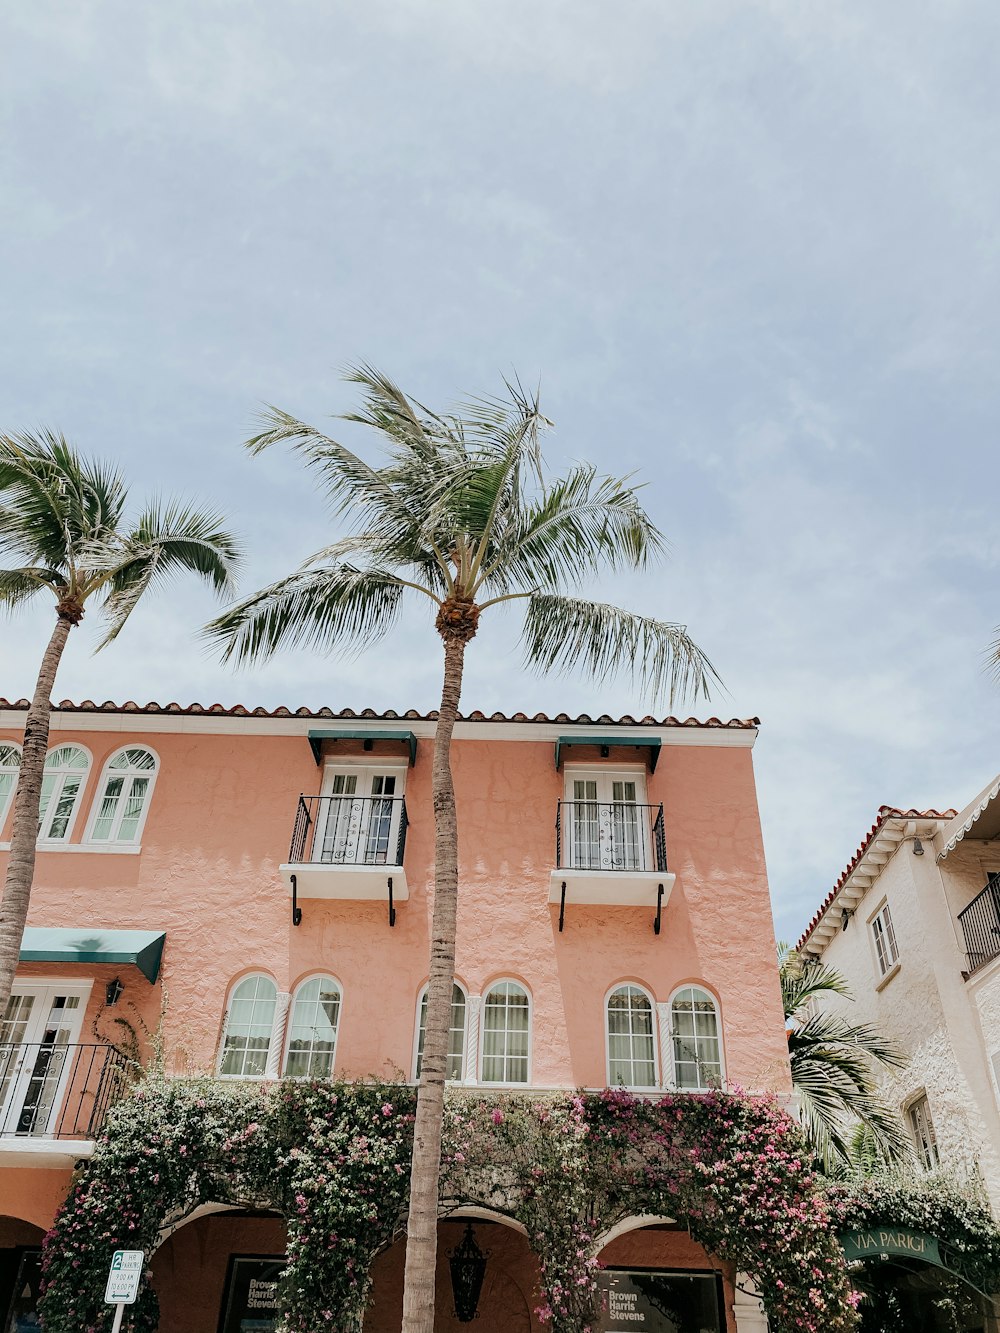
[0,697,759,729]
[797,804,957,951]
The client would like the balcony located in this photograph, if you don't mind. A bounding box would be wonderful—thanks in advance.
[958,876,1000,975]
[550,801,675,930]
[279,794,409,915]
[0,1041,129,1163]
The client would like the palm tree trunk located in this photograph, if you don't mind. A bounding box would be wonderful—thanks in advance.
[401,634,466,1333]
[0,615,72,1014]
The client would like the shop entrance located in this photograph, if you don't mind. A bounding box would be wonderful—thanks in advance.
[841,1225,999,1333]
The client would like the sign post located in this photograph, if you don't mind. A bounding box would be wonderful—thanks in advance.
[104,1249,144,1331]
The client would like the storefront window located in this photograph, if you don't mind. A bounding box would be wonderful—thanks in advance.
[219,1256,284,1333]
[1,1248,42,1333]
[597,1269,724,1333]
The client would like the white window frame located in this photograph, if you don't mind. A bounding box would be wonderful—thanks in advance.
[479,978,532,1087]
[217,973,280,1080]
[412,980,468,1083]
[282,974,343,1080]
[906,1092,940,1170]
[37,744,92,843]
[869,900,899,979]
[1,978,94,1138]
[605,982,659,1091]
[667,984,725,1092]
[0,742,21,833]
[84,745,159,847]
[563,764,650,872]
[318,760,408,867]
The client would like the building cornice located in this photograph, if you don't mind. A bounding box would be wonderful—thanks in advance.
[0,700,760,749]
[797,806,955,956]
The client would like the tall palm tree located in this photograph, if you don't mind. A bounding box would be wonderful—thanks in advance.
[779,943,912,1172]
[0,431,242,1013]
[206,366,718,1333]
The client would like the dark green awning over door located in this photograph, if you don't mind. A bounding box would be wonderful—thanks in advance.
[19,927,166,983]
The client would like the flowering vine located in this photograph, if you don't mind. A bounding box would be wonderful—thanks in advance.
[40,1080,862,1333]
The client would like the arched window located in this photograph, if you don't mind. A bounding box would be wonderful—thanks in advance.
[414,983,467,1081]
[283,975,342,1078]
[38,745,90,841]
[219,975,277,1078]
[606,984,658,1089]
[481,980,530,1084]
[670,986,723,1091]
[0,744,20,830]
[88,747,158,843]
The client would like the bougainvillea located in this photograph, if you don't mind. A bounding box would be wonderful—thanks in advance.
[40,1080,861,1333]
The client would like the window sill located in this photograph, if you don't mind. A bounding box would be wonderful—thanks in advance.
[0,841,142,855]
[875,961,901,992]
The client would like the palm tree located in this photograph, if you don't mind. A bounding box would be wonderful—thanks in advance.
[206,365,718,1333]
[0,431,241,1013]
[779,943,912,1172]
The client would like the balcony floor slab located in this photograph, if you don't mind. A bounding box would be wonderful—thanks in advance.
[280,862,408,900]
[549,869,675,908]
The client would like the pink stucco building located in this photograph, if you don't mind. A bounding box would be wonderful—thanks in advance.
[0,698,790,1332]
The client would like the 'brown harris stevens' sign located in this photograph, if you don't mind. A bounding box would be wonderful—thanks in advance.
[839,1225,991,1300]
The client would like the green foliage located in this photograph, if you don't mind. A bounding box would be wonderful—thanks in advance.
[779,944,911,1171]
[206,366,717,706]
[0,430,241,637]
[40,1082,861,1333]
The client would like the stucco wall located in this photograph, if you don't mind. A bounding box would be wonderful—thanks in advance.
[0,722,789,1098]
[814,834,1000,1208]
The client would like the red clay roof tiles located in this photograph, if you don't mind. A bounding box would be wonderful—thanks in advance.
[0,698,759,728]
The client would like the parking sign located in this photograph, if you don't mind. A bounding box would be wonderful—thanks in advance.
[104,1250,144,1304]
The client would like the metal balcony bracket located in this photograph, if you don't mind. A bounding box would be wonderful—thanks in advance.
[558,881,567,932]
[291,874,302,927]
[653,883,664,936]
[388,877,396,927]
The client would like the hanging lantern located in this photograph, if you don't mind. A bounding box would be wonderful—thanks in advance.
[449,1222,488,1322]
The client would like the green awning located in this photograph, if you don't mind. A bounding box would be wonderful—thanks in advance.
[19,927,166,984]
[307,729,418,766]
[555,735,662,773]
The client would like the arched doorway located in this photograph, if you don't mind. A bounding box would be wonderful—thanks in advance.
[365,1215,538,1332]
[841,1225,999,1332]
[149,1206,286,1333]
[0,1215,45,1332]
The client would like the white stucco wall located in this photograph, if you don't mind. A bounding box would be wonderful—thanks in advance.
[812,832,1000,1212]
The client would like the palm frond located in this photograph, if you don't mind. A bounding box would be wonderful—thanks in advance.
[779,946,853,1022]
[522,593,719,706]
[480,466,665,595]
[0,431,128,577]
[204,564,406,664]
[91,502,242,648]
[340,362,447,461]
[0,566,61,613]
[790,1012,908,1071]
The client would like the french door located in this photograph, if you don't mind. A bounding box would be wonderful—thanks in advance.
[318,769,403,866]
[567,773,646,871]
[0,984,88,1137]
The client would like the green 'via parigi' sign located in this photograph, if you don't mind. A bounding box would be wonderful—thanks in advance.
[839,1226,991,1300]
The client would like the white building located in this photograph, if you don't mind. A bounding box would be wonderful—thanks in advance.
[798,777,1000,1212]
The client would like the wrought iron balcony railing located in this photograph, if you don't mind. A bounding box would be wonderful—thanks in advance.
[958,875,1000,975]
[0,1041,130,1140]
[289,794,409,868]
[555,801,667,874]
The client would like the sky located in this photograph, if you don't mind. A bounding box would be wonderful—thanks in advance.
[2,1,1000,941]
